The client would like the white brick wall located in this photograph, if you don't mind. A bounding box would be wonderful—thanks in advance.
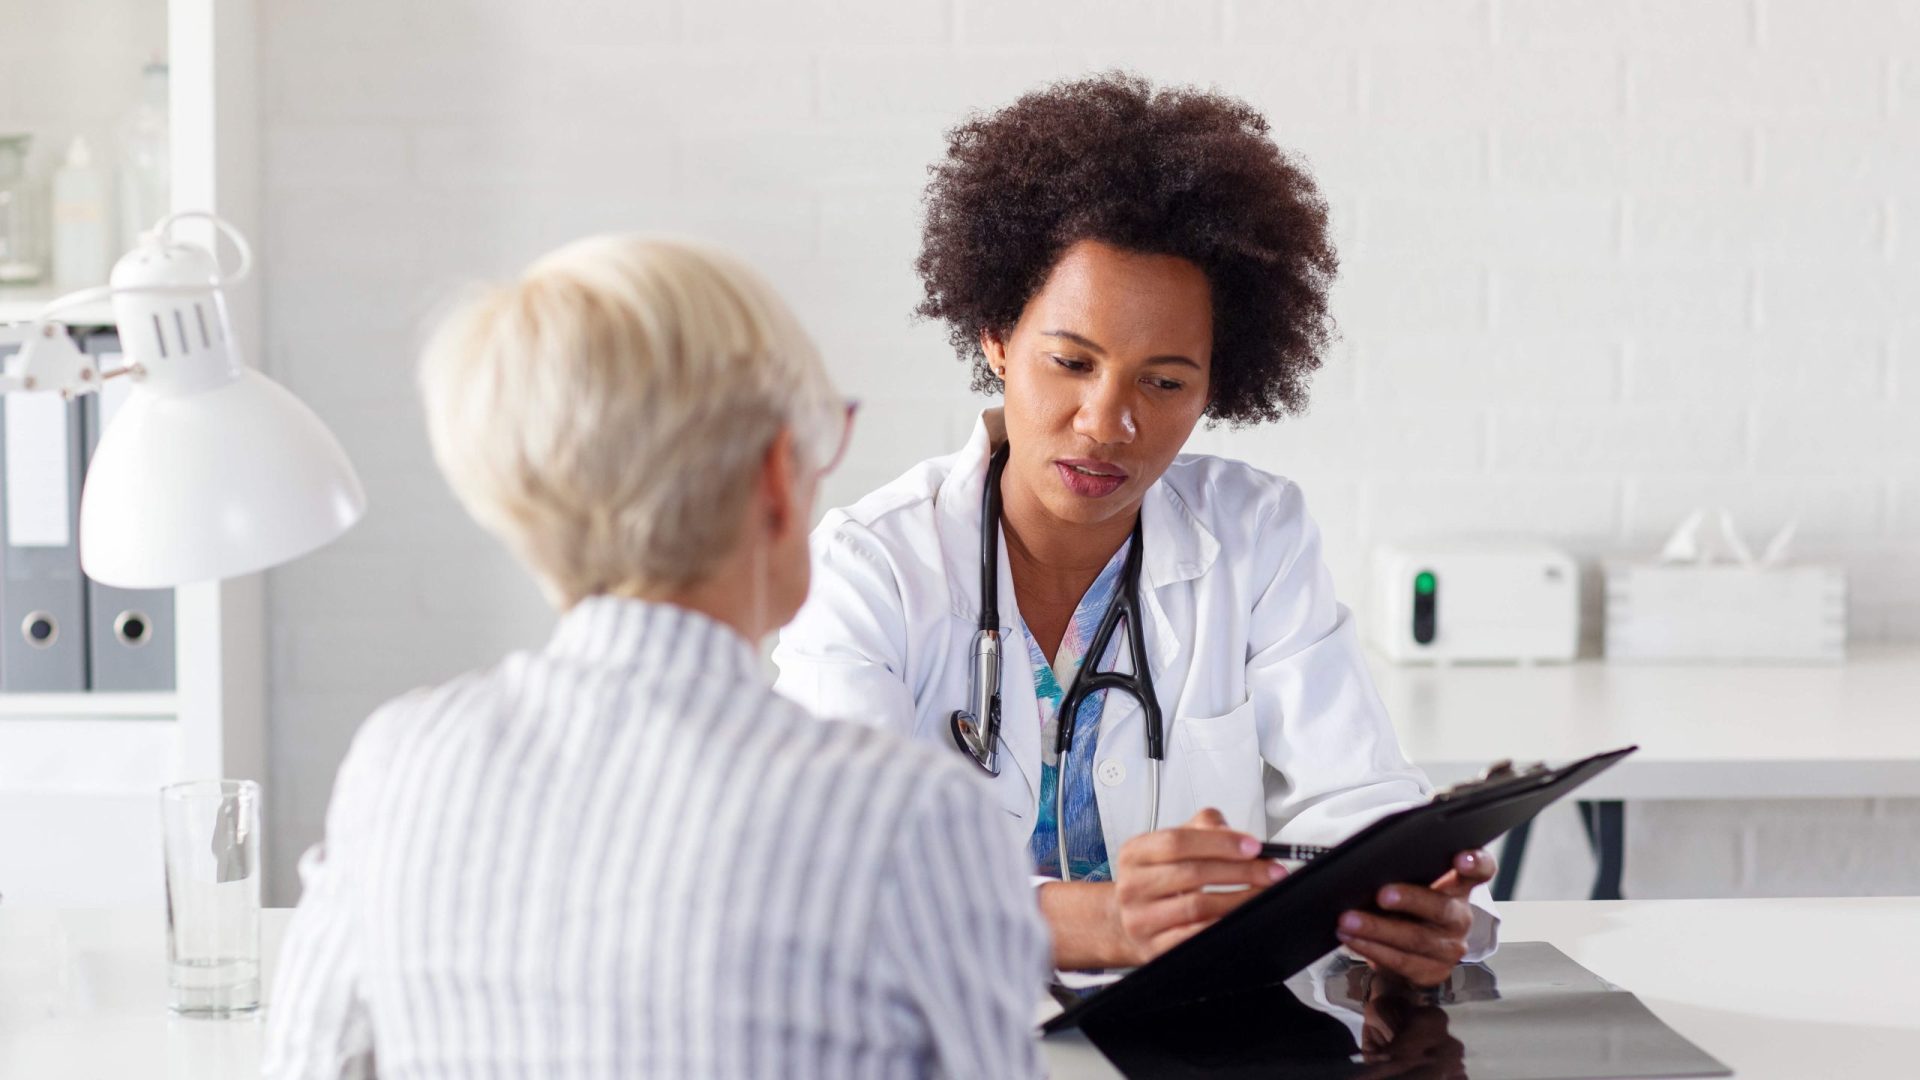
[255,0,1920,901]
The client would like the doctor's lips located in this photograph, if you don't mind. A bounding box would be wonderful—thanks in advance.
[1054,457,1129,499]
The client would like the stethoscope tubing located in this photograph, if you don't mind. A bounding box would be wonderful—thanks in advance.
[1050,515,1164,879]
[953,442,1168,883]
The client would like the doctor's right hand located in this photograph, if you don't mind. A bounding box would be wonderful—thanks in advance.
[1107,808,1286,966]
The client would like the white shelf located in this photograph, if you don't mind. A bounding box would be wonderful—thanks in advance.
[0,0,265,909]
[0,287,116,328]
[0,692,178,718]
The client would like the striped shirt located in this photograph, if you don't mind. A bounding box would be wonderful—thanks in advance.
[264,597,1049,1080]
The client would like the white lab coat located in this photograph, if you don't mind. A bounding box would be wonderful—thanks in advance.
[774,409,1497,954]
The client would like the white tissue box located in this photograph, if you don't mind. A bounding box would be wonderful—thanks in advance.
[1603,562,1847,663]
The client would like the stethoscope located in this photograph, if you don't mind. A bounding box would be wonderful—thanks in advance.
[949,443,1166,880]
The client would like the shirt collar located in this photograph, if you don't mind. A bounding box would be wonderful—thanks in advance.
[936,408,1220,622]
[547,595,761,680]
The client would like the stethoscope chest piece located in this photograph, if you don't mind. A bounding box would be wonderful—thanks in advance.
[951,625,1004,775]
[950,711,998,776]
[950,445,1013,777]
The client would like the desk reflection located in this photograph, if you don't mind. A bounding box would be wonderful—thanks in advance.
[1076,944,1728,1080]
[1082,957,1472,1079]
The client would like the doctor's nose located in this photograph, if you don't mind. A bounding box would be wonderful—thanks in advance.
[1073,380,1137,446]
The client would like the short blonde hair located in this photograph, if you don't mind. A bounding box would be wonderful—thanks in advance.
[419,236,841,606]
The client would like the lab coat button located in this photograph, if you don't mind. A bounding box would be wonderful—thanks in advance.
[1097,759,1126,786]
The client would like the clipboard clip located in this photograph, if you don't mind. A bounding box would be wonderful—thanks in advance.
[1434,759,1550,802]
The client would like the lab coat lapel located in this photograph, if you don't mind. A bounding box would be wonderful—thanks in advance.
[1136,474,1218,675]
[936,409,1002,615]
[1091,476,1219,827]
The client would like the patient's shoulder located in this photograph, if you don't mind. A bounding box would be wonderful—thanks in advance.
[361,666,498,745]
[344,659,534,791]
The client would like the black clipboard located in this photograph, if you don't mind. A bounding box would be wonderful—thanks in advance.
[1043,745,1636,1034]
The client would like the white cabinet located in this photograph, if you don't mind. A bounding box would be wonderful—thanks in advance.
[0,715,176,906]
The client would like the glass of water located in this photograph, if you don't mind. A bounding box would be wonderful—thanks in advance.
[160,779,262,1015]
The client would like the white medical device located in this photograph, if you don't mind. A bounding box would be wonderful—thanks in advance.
[1369,540,1580,664]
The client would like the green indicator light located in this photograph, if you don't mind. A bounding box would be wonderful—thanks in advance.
[1415,572,1436,596]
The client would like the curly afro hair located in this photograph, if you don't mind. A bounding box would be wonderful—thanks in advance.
[914,72,1338,426]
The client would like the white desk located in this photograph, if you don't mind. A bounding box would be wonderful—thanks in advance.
[1371,646,1920,899]
[2,899,1914,1078]
[1371,645,1920,800]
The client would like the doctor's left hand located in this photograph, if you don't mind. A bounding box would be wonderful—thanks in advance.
[1334,848,1494,988]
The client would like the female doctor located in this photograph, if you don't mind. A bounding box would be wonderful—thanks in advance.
[773,74,1497,985]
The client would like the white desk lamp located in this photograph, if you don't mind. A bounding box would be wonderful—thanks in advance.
[0,211,366,588]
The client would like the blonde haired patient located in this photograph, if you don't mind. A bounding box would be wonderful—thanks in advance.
[264,236,1049,1079]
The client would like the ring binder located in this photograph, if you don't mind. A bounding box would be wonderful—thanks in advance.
[0,335,88,691]
[78,330,174,691]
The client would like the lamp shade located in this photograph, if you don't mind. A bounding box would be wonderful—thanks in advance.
[78,368,367,588]
[68,213,367,588]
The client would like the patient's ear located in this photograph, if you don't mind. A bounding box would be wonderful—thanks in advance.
[759,427,802,540]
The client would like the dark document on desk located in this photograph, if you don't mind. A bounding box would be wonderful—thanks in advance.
[1082,943,1731,1080]
[1046,746,1636,1035]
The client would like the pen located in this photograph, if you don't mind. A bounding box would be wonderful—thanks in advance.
[1258,842,1332,862]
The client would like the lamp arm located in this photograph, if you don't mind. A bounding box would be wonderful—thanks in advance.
[0,321,33,350]
[0,210,252,400]
[0,321,103,399]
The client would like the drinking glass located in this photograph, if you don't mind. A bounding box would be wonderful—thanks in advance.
[160,779,261,1015]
